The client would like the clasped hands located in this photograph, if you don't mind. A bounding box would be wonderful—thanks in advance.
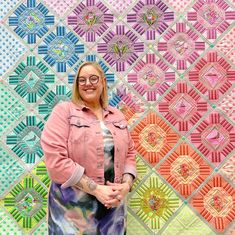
[94,181,130,209]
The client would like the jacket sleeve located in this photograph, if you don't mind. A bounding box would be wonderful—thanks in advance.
[123,130,137,178]
[40,102,84,188]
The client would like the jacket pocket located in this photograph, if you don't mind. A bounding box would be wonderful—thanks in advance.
[113,120,128,129]
[69,116,91,144]
[112,120,129,145]
[70,116,90,128]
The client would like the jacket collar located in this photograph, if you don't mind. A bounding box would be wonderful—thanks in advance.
[71,101,114,114]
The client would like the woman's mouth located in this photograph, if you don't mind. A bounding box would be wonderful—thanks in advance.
[84,88,95,92]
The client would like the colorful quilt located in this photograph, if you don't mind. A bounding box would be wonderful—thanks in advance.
[0,0,234,234]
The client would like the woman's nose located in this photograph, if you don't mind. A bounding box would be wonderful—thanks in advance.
[84,79,92,85]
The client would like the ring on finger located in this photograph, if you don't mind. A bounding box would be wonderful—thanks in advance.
[116,195,121,201]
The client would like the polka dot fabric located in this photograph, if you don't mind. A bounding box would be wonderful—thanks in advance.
[0,83,26,135]
[0,146,25,195]
[216,26,235,61]
[106,0,135,15]
[165,0,193,13]
[43,0,78,17]
[0,209,23,235]
[218,88,235,122]
[0,0,21,19]
[32,222,48,235]
[0,24,27,76]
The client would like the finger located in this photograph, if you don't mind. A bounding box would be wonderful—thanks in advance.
[104,201,119,208]
[116,195,122,201]
[105,204,112,209]
[105,198,119,205]
[105,195,122,205]
[107,181,123,188]
[106,189,120,198]
[108,185,122,192]
[106,181,118,186]
[101,193,119,204]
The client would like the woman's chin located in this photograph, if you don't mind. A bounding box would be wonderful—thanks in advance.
[81,97,99,105]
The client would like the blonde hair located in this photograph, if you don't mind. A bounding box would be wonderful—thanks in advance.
[71,61,109,108]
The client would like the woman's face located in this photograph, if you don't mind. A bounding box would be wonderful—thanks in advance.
[78,65,104,107]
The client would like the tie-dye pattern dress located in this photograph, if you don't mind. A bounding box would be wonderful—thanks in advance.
[48,121,126,235]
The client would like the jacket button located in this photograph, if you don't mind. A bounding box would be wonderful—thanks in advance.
[97,162,103,168]
[97,177,103,183]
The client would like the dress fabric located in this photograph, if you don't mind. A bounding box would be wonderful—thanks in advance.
[48,121,126,235]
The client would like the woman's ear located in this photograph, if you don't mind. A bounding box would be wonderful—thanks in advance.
[103,77,107,84]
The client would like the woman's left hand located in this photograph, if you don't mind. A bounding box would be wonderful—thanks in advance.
[104,181,130,208]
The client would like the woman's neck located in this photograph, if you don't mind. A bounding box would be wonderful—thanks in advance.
[83,102,102,111]
[83,102,103,120]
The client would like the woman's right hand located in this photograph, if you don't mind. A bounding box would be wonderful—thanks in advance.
[74,174,122,207]
[93,184,121,206]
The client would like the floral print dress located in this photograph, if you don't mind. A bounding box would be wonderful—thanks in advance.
[47,121,126,235]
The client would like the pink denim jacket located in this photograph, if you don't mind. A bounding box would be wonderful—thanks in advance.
[41,101,136,188]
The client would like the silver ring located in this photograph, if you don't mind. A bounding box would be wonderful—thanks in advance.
[116,195,121,201]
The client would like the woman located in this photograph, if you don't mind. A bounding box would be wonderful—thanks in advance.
[41,61,136,235]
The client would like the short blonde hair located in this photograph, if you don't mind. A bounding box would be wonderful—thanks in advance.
[71,61,109,108]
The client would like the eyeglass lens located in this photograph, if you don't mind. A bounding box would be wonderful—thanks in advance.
[78,75,99,85]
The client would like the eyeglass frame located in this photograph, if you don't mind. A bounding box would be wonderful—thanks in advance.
[77,74,100,86]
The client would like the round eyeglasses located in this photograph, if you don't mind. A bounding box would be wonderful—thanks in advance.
[77,75,100,86]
